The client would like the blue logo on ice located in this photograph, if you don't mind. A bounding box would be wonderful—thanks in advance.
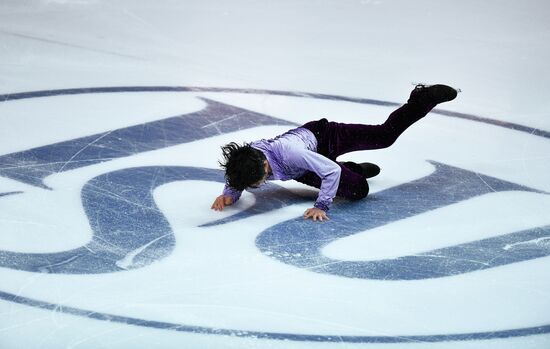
[0,86,549,343]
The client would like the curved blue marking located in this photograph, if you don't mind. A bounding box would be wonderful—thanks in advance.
[0,289,548,343]
[0,86,549,341]
[0,97,295,189]
[0,166,297,274]
[256,161,550,280]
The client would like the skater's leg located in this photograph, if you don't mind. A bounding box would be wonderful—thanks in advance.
[295,163,369,201]
[302,105,430,159]
[302,84,457,159]
[328,101,436,157]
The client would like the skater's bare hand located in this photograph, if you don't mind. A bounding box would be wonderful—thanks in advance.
[303,207,329,221]
[211,195,233,211]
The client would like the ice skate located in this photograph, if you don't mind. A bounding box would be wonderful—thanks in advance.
[408,84,458,105]
[359,162,381,178]
[342,161,380,179]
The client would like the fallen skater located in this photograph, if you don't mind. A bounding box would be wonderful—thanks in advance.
[211,84,458,221]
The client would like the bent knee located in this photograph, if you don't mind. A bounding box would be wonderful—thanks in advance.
[347,181,369,200]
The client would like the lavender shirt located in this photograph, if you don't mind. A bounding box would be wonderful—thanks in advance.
[222,127,341,211]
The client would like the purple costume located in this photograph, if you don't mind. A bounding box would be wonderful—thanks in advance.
[223,128,340,211]
[223,98,437,211]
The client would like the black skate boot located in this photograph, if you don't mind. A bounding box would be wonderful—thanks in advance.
[408,84,458,106]
[359,162,381,179]
[342,161,380,179]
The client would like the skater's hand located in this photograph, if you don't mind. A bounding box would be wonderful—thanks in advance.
[303,207,329,221]
[211,195,233,211]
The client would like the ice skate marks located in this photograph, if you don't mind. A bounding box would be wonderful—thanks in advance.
[0,86,548,343]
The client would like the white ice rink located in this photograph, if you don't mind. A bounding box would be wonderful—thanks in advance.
[1,1,549,348]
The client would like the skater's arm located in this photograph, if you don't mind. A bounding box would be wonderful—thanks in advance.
[222,184,242,203]
[211,194,234,211]
[285,147,341,215]
[211,184,241,211]
[303,207,329,221]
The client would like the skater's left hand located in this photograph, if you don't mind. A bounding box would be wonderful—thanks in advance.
[303,207,329,221]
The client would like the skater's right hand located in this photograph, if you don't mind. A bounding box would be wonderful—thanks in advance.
[211,195,233,211]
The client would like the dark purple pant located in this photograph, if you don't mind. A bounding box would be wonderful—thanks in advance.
[298,99,436,200]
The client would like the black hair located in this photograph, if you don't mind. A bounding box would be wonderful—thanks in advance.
[219,142,267,191]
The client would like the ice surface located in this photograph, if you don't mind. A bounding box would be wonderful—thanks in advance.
[0,1,549,348]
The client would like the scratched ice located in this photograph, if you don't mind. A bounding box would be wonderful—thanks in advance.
[0,1,549,349]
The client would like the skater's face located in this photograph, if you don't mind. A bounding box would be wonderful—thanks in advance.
[250,160,270,188]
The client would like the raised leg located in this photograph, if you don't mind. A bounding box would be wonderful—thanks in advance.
[302,84,457,160]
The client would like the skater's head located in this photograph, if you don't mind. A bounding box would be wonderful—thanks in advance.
[219,142,268,190]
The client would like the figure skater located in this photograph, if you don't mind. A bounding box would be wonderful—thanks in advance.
[211,84,458,221]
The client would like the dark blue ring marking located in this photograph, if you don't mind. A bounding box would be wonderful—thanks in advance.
[1,289,549,343]
[0,86,549,343]
[0,191,23,197]
[1,86,548,140]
